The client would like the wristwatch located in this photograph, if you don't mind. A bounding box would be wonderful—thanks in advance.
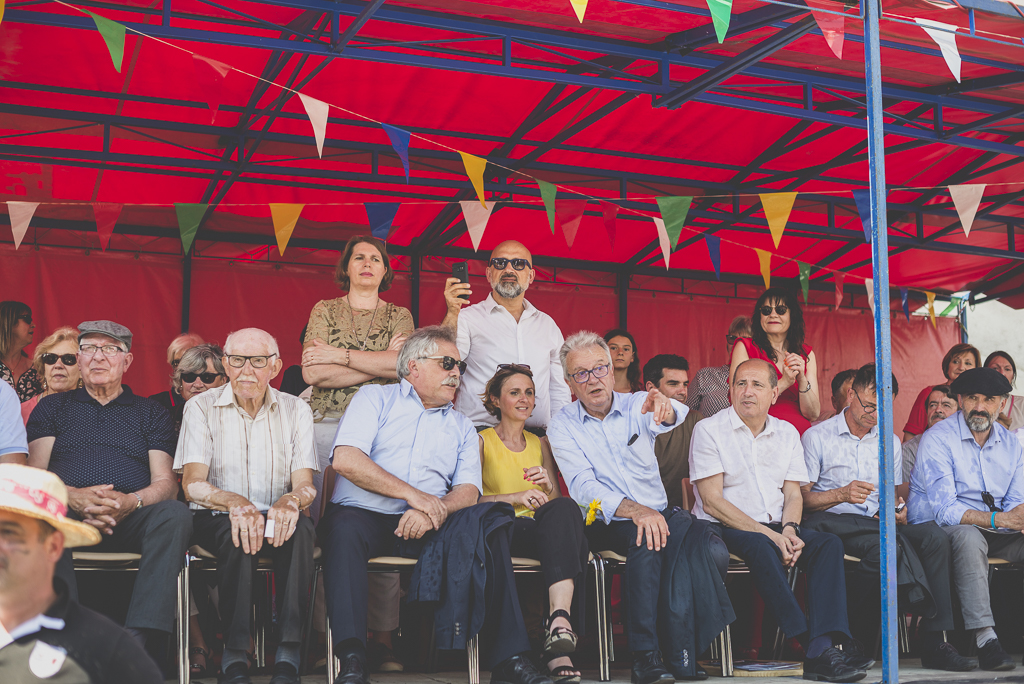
[132,492,143,510]
[782,522,801,535]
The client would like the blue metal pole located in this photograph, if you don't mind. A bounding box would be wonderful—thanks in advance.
[864,0,898,679]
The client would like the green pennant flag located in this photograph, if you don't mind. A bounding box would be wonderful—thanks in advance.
[537,179,557,234]
[656,196,693,247]
[798,262,811,304]
[175,203,208,254]
[705,0,733,43]
[87,11,126,73]
[938,296,961,317]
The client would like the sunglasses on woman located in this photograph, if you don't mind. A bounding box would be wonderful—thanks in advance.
[759,304,789,317]
[488,257,532,271]
[497,363,531,371]
[181,372,224,384]
[42,353,77,366]
[420,355,467,375]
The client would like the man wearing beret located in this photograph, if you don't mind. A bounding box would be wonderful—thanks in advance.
[909,367,1024,671]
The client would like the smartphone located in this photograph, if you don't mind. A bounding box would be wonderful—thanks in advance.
[452,262,469,300]
[895,502,907,514]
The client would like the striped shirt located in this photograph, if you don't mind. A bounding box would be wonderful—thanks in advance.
[173,384,318,512]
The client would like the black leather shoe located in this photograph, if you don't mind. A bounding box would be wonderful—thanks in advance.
[921,642,977,672]
[269,661,302,684]
[838,640,875,671]
[219,662,253,684]
[632,651,676,684]
[978,638,1015,671]
[490,654,554,684]
[803,647,866,683]
[334,652,370,684]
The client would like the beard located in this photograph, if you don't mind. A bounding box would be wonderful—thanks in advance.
[494,279,525,299]
[966,410,994,432]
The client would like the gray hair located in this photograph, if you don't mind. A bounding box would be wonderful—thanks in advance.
[559,331,611,380]
[173,344,226,393]
[397,325,457,379]
[733,358,778,388]
[223,328,279,357]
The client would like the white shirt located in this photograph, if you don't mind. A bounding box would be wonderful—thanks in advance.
[801,409,903,517]
[174,384,319,512]
[455,293,571,428]
[689,406,808,524]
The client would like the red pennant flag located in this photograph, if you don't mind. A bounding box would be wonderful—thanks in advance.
[834,273,845,309]
[601,202,618,246]
[805,0,845,59]
[555,200,588,248]
[192,55,232,123]
[92,203,122,251]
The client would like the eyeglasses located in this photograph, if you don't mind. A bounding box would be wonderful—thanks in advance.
[569,364,611,384]
[420,356,467,375]
[852,388,877,414]
[982,491,1003,513]
[225,354,277,368]
[759,304,789,317]
[79,344,125,358]
[497,363,531,371]
[42,353,77,366]
[181,372,223,384]
[488,257,532,271]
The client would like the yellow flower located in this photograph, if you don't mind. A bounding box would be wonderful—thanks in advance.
[585,499,602,526]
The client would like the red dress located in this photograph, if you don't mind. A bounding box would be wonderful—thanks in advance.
[736,337,814,435]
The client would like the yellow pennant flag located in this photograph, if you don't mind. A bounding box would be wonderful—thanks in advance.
[459,152,488,207]
[760,192,797,248]
[754,248,771,289]
[569,0,588,22]
[269,203,304,255]
[1,0,6,28]
[926,291,936,328]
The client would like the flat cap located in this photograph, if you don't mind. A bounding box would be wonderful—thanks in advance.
[77,320,133,352]
[949,367,1012,397]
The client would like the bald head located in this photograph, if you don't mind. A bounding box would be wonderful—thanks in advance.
[491,240,532,262]
[733,359,778,389]
[487,240,535,300]
[224,328,279,357]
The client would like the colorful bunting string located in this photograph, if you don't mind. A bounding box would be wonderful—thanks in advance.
[87,11,125,73]
[460,153,488,207]
[365,203,401,241]
[555,200,588,248]
[381,124,411,181]
[174,203,207,253]
[760,192,797,249]
[656,196,693,248]
[460,200,495,251]
[92,202,122,251]
[938,295,960,317]
[269,203,304,254]
[7,201,39,250]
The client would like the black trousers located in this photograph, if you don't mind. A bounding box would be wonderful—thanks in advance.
[510,497,589,589]
[711,523,850,642]
[191,510,315,651]
[56,499,193,634]
[319,504,531,668]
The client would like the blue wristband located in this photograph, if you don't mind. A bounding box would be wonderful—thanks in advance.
[992,512,997,529]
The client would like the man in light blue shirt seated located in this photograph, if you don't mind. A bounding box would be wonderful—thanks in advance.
[909,367,1024,671]
[548,331,734,684]
[319,325,550,684]
[0,381,28,464]
[801,364,973,672]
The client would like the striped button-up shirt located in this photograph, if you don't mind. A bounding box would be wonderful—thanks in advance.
[174,384,318,512]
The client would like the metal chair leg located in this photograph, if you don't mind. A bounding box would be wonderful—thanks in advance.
[591,555,610,682]
[721,625,734,677]
[303,564,320,675]
[467,634,480,684]
[179,554,190,684]
[325,614,336,684]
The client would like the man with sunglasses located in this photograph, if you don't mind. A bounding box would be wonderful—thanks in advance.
[801,364,975,672]
[443,240,571,435]
[910,367,1024,671]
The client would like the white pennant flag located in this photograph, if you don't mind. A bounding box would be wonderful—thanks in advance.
[459,200,495,251]
[865,277,875,315]
[7,201,39,250]
[916,18,961,83]
[297,93,329,158]
[653,217,671,270]
[948,184,986,237]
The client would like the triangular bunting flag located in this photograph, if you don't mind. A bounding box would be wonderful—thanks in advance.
[834,274,845,309]
[7,201,39,250]
[537,180,557,234]
[865,278,875,314]
[381,124,411,181]
[851,189,873,243]
[900,288,910,321]
[754,248,771,289]
[939,296,960,317]
[653,217,672,270]
[1,0,6,28]
[705,0,732,42]
[916,18,962,83]
[760,192,797,248]
[92,203,122,251]
[174,203,208,254]
[656,196,693,247]
[705,234,721,280]
[601,202,618,246]
[948,184,986,237]
[192,55,232,123]
[269,203,304,255]
[926,291,936,328]
[86,11,126,73]
[805,0,845,59]
[459,200,495,251]
[365,203,401,241]
[797,262,811,303]
[297,93,329,159]
[569,0,587,22]
[555,200,588,248]
[459,152,488,207]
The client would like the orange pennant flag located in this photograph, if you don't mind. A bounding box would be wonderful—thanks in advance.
[926,291,936,328]
[1,0,6,27]
[269,204,304,255]
[754,248,771,289]
[760,192,797,249]
[459,152,488,207]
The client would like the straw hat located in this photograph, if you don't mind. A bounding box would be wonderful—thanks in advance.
[0,464,101,548]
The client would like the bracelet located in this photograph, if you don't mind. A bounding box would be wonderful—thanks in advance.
[799,381,812,394]
[132,492,143,510]
[285,493,304,510]
[992,512,997,529]
[344,349,351,367]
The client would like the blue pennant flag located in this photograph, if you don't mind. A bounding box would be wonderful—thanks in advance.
[365,202,401,240]
[900,288,910,321]
[382,124,411,182]
[851,189,873,243]
[705,233,721,280]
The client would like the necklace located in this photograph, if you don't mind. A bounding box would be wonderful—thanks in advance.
[347,294,381,351]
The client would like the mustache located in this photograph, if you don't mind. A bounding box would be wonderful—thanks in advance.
[969,410,992,418]
[442,377,460,388]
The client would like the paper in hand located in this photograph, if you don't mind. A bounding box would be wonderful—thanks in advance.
[264,519,275,538]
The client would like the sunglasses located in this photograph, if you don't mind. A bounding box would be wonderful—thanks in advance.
[181,372,223,384]
[759,304,789,317]
[497,363,531,371]
[16,315,32,325]
[982,491,1003,513]
[420,355,467,375]
[225,354,277,368]
[488,257,532,271]
[42,353,77,366]
[726,334,739,347]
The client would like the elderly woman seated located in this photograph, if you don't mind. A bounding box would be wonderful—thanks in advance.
[168,344,227,436]
[478,364,588,684]
[21,326,81,425]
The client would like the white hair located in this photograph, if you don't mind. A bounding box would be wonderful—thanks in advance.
[559,331,611,380]
[397,326,457,379]
[223,328,280,357]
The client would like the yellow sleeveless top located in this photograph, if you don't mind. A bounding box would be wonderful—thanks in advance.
[480,428,545,518]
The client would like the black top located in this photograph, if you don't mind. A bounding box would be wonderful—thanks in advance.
[279,365,310,397]
[0,578,163,683]
[149,389,185,439]
[26,387,175,493]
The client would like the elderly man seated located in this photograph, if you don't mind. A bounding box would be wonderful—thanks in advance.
[909,367,1024,671]
[549,332,734,684]
[320,325,551,684]
[801,364,974,671]
[0,380,27,464]
[690,359,866,683]
[174,328,318,684]
[25,320,190,654]
[901,385,956,480]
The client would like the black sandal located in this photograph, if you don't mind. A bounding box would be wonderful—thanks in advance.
[547,664,582,684]
[543,609,578,656]
[189,646,213,678]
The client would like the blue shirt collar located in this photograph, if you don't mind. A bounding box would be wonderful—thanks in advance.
[575,391,625,423]
[836,407,878,439]
[400,378,454,414]
[955,410,1003,446]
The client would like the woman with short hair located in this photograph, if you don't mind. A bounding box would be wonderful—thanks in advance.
[986,350,1024,431]
[0,301,42,402]
[902,342,981,441]
[20,326,80,425]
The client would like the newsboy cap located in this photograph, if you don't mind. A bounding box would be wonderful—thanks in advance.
[77,320,133,352]
[949,367,1012,397]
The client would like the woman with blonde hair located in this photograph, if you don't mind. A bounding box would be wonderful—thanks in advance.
[20,326,80,425]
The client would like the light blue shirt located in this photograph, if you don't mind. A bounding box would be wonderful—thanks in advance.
[330,380,481,515]
[548,391,687,524]
[802,409,903,517]
[0,381,27,458]
[908,411,1024,526]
